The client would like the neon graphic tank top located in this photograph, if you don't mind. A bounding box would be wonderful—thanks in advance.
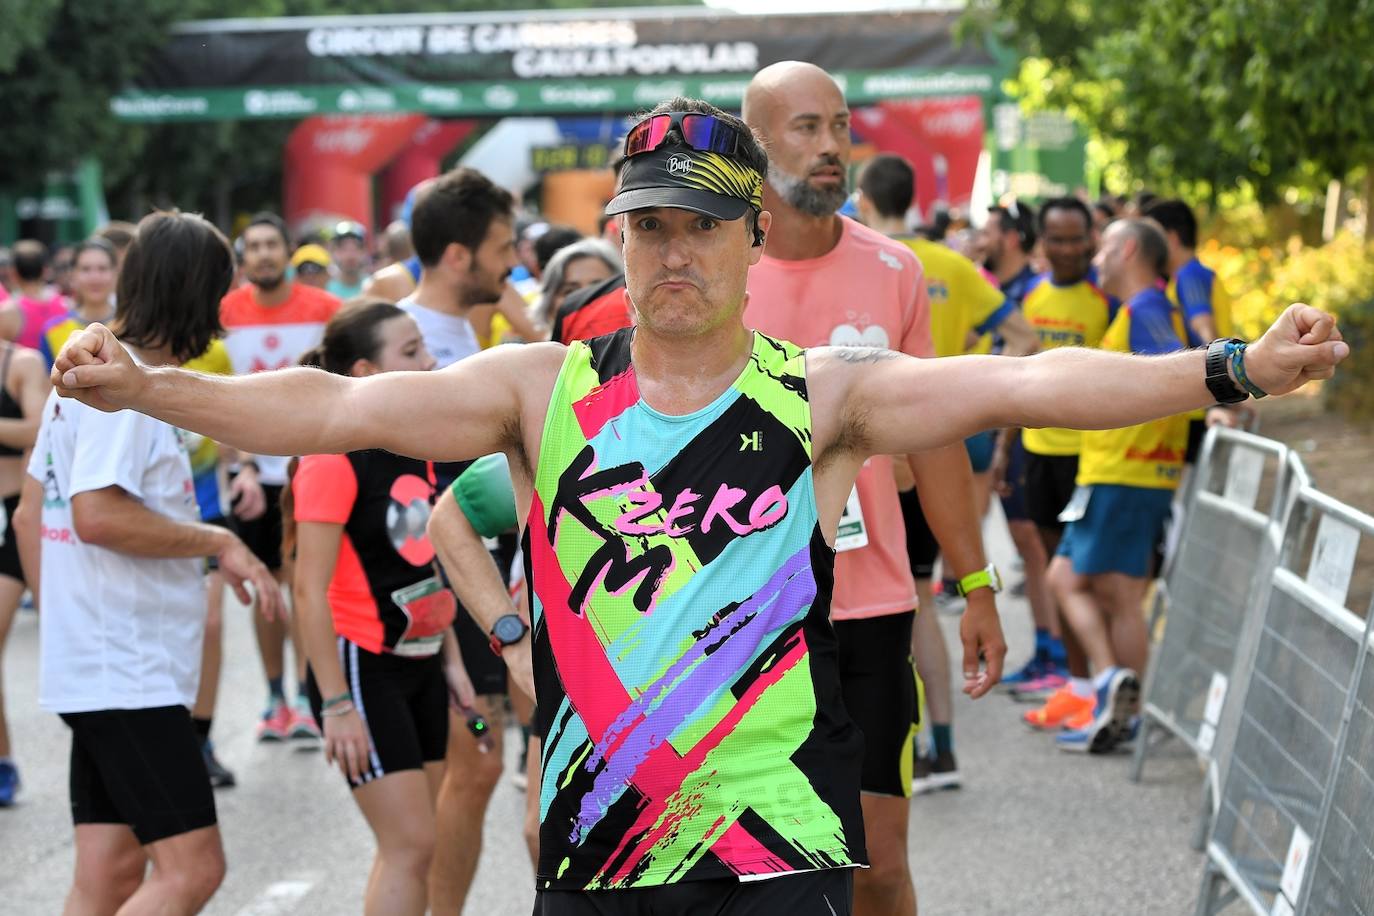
[526,328,866,891]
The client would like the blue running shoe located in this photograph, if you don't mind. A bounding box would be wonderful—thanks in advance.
[1056,668,1140,755]
[998,657,1044,692]
[0,760,20,806]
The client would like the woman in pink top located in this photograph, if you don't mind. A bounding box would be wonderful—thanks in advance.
[2,240,70,350]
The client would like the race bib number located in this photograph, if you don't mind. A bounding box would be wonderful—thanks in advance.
[390,576,457,656]
[835,486,869,552]
[1058,485,1093,524]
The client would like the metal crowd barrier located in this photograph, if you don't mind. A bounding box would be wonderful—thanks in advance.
[1131,428,1300,848]
[1196,485,1374,916]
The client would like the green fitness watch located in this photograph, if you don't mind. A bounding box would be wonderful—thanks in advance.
[955,564,1003,598]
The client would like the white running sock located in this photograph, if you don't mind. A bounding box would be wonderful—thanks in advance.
[1069,677,1094,699]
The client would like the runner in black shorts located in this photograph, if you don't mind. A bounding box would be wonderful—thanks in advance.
[0,339,48,807]
[22,212,282,915]
[288,301,476,916]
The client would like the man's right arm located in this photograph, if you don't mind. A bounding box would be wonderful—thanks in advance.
[53,324,562,468]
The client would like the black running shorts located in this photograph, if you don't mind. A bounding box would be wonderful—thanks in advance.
[1184,417,1208,465]
[307,637,449,790]
[532,867,854,915]
[0,494,24,582]
[834,610,919,798]
[232,482,284,571]
[897,488,939,580]
[1024,452,1080,533]
[60,706,217,845]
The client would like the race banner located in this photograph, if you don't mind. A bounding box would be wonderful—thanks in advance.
[112,8,1001,121]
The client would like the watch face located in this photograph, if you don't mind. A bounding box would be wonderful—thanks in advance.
[493,615,527,644]
[988,565,1003,592]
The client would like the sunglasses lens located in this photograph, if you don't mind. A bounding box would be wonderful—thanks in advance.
[625,115,673,157]
[681,115,737,154]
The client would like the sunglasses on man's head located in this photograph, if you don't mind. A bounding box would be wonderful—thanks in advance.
[624,112,745,159]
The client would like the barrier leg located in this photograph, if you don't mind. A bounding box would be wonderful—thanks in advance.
[1189,779,1212,852]
[1129,714,1153,783]
[1194,862,1237,916]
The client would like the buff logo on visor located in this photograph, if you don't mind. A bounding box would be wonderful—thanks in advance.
[675,151,764,211]
[606,143,764,221]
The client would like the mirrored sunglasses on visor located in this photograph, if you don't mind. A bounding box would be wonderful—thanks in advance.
[624,112,745,158]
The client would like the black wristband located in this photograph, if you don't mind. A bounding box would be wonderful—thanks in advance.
[1204,338,1248,405]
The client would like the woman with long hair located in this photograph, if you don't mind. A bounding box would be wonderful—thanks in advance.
[287,298,476,916]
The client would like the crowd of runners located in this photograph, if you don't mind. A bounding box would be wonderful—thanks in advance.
[0,60,1348,916]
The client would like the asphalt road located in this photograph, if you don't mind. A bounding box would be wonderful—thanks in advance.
[0,511,1227,915]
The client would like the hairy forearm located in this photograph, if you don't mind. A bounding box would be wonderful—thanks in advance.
[141,366,354,459]
[907,446,986,577]
[430,492,513,634]
[73,489,233,558]
[992,346,1212,432]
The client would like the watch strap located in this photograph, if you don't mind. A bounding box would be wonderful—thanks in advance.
[487,613,529,657]
[1205,338,1249,404]
[956,567,998,597]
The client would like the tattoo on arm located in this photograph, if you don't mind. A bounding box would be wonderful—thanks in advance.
[829,346,900,364]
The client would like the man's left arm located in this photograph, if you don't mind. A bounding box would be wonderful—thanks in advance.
[839,304,1347,458]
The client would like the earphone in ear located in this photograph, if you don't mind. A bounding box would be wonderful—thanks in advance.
[752,228,766,247]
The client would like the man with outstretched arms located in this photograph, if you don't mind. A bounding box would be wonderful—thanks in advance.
[52,100,1346,916]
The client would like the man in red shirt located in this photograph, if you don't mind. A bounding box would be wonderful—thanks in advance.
[219,213,341,743]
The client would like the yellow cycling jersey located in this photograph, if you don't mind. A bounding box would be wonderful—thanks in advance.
[1077,288,1189,490]
[1020,273,1114,456]
[897,237,1006,358]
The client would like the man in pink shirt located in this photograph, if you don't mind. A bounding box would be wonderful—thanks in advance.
[743,62,1006,916]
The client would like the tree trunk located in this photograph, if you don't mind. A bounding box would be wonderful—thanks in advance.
[1364,169,1374,239]
[1323,179,1342,242]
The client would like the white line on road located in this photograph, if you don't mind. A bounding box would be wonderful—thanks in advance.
[231,873,323,916]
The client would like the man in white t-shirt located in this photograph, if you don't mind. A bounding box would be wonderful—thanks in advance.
[13,212,281,916]
[399,167,522,913]
[397,168,516,368]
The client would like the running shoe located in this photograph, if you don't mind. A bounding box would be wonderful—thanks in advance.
[288,697,322,741]
[202,741,237,789]
[0,760,19,806]
[911,751,961,795]
[1056,668,1141,754]
[1010,670,1068,703]
[1063,706,1095,732]
[998,657,1044,692]
[1022,686,1094,731]
[256,699,292,742]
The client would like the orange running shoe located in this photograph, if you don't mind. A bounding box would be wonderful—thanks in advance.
[1063,707,1095,731]
[1022,687,1094,731]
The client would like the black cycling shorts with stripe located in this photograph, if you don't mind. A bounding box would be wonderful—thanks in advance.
[306,636,449,789]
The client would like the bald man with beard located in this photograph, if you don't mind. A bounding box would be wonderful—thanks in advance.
[742,61,1002,916]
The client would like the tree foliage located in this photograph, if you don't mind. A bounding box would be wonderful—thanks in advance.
[968,0,1374,199]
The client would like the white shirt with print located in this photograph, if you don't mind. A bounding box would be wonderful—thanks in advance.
[29,390,206,713]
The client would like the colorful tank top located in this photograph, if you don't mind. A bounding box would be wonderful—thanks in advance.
[526,328,865,891]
